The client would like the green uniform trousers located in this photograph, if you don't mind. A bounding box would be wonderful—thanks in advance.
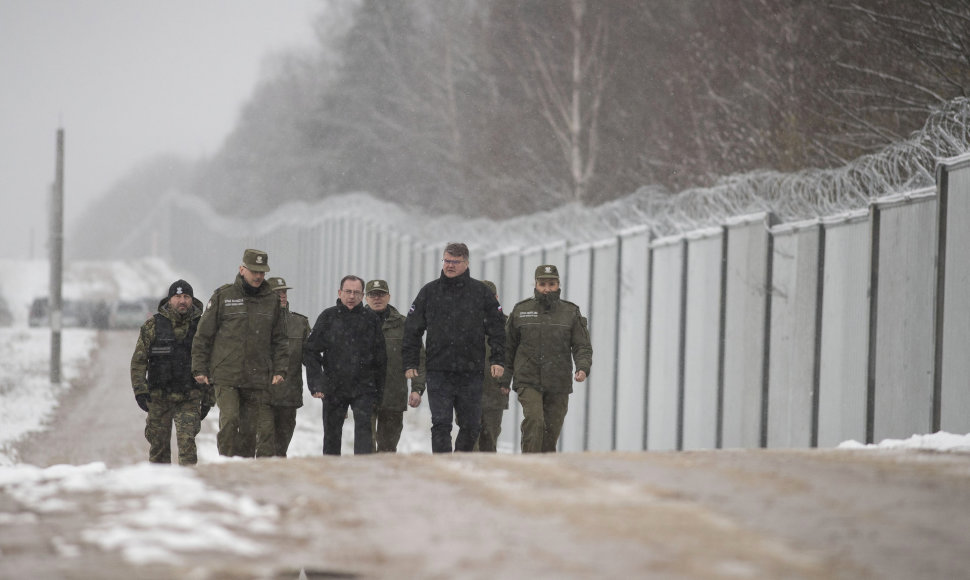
[272,406,298,457]
[476,409,504,452]
[216,385,274,457]
[517,387,570,453]
[371,407,404,453]
[145,395,201,465]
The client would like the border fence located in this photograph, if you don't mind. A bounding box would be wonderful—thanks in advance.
[144,153,970,453]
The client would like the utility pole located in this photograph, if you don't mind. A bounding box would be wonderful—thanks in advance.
[50,128,64,384]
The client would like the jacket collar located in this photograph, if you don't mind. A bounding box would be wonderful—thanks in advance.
[439,269,471,286]
[335,298,364,314]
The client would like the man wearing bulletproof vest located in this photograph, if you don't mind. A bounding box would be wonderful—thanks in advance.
[130,279,210,465]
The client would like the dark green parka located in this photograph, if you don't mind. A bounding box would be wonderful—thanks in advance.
[372,305,426,412]
[269,307,310,407]
[506,289,592,393]
[191,274,289,389]
[482,312,512,410]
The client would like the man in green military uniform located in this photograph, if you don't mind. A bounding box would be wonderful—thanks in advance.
[192,249,289,458]
[477,280,511,452]
[130,279,210,465]
[267,276,310,456]
[238,276,310,457]
[506,265,593,453]
[364,279,426,452]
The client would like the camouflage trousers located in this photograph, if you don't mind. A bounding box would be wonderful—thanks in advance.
[145,393,202,465]
[517,387,569,453]
[371,407,404,453]
[475,408,505,452]
[215,385,274,458]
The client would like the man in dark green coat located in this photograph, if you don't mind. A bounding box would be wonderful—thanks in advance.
[237,276,310,457]
[192,249,289,458]
[131,280,210,465]
[477,280,511,452]
[364,279,426,452]
[506,265,593,453]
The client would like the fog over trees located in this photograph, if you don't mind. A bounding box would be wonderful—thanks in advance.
[73,0,970,257]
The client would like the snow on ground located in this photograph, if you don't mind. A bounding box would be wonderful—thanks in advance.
[3,257,970,567]
[0,327,97,465]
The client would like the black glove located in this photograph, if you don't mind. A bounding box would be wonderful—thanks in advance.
[135,393,150,412]
[200,405,211,420]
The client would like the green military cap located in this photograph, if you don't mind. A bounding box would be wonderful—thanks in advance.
[482,280,497,296]
[268,277,291,291]
[365,279,389,294]
[535,264,559,279]
[242,248,270,272]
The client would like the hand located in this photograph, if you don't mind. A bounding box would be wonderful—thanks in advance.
[194,375,209,385]
[575,370,587,382]
[272,375,284,385]
[135,393,150,412]
[500,387,510,395]
[199,405,211,420]
[312,392,325,399]
[405,368,419,379]
[408,392,422,407]
[490,365,504,378]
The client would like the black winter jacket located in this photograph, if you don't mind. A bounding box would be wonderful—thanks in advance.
[304,300,387,400]
[402,269,505,373]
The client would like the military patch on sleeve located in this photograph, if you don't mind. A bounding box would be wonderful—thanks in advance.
[207,299,213,309]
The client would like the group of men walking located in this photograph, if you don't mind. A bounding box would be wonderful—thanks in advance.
[130,243,592,465]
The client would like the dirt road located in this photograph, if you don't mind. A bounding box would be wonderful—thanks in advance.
[3,330,970,579]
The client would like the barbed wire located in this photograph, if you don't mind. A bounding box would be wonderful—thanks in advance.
[175,97,970,251]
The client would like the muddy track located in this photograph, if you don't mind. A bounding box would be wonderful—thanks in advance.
[3,330,970,578]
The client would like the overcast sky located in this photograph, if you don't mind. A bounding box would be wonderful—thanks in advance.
[0,0,323,259]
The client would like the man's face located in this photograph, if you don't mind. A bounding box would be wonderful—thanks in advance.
[239,266,265,288]
[275,289,288,308]
[366,291,390,312]
[442,252,468,278]
[168,292,193,314]
[536,278,560,295]
[339,279,364,309]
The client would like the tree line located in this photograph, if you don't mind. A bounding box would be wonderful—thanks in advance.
[81,0,970,244]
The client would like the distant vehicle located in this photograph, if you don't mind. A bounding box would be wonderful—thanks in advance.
[0,295,12,327]
[28,297,98,328]
[28,297,48,327]
[110,297,156,329]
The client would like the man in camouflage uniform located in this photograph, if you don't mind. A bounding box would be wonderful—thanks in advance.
[192,249,289,458]
[238,276,310,457]
[506,265,593,453]
[364,279,426,453]
[130,279,210,465]
[477,280,511,452]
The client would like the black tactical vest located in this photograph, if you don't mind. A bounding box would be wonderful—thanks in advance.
[147,314,198,392]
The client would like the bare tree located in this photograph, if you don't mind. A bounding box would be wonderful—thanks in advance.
[512,0,612,204]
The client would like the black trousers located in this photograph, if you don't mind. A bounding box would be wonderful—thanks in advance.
[321,391,376,455]
[426,371,483,453]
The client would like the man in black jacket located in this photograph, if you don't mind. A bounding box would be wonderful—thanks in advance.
[402,242,505,453]
[304,275,387,455]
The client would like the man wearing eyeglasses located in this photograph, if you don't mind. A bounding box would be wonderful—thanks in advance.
[403,242,506,453]
[304,275,387,455]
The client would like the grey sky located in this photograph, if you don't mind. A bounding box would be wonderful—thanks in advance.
[0,0,322,259]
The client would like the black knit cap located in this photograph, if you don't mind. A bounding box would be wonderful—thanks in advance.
[168,279,193,299]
